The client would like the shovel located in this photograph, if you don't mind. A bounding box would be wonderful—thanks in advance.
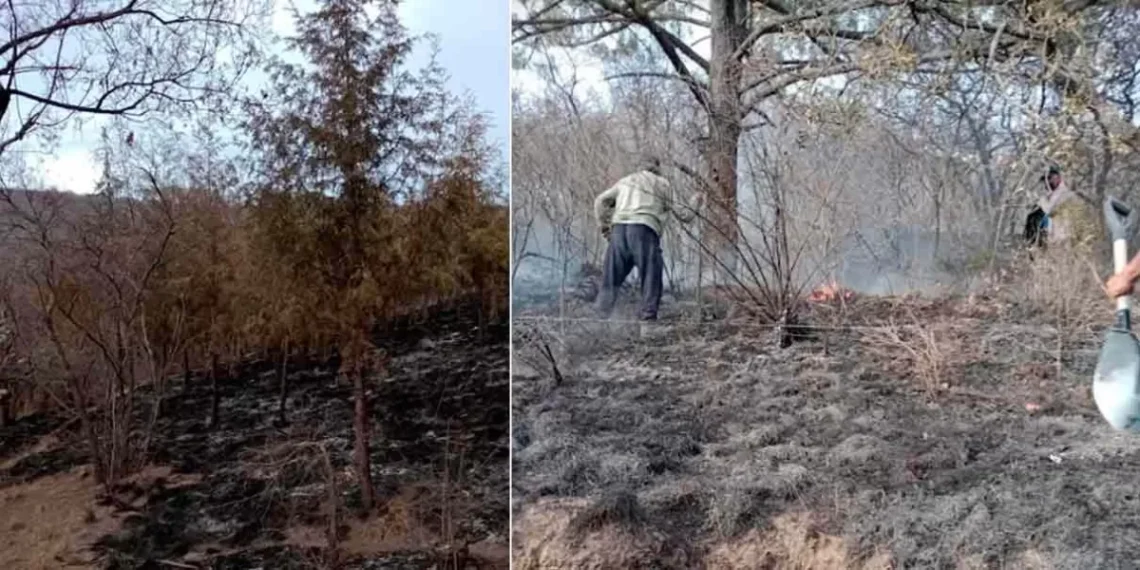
[1093,197,1140,431]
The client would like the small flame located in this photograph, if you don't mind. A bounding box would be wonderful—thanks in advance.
[808,280,855,303]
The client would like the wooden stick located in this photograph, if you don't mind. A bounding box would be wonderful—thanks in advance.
[156,560,197,569]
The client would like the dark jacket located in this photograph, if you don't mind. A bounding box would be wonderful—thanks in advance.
[1024,206,1047,248]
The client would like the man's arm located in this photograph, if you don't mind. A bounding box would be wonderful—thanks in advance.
[671,184,704,224]
[594,184,620,229]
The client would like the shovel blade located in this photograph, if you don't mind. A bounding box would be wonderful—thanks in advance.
[1093,327,1140,431]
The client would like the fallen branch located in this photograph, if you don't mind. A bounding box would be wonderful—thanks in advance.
[156,560,198,569]
[538,340,564,386]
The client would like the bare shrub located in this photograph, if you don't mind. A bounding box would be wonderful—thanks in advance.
[861,319,964,395]
[1006,245,1106,377]
[513,316,644,387]
[245,440,343,567]
[512,321,566,387]
[0,170,181,487]
[1016,247,1104,331]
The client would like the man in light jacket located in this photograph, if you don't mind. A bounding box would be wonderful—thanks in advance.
[593,156,704,324]
[1036,165,1095,249]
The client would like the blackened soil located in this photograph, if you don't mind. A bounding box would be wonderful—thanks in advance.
[0,410,74,471]
[511,295,1140,569]
[0,298,508,570]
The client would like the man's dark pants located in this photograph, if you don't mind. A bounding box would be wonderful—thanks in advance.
[597,222,664,321]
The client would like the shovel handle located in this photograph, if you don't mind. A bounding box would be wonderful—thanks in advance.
[1115,238,1132,312]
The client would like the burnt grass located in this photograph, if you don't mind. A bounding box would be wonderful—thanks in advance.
[0,298,508,569]
[512,293,1140,568]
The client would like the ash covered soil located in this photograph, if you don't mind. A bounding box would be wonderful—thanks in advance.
[511,293,1140,569]
[0,299,508,569]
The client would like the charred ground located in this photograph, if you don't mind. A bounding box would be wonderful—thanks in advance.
[512,289,1140,569]
[0,299,508,569]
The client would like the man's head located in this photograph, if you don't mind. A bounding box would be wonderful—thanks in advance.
[641,155,662,175]
[1045,166,1062,190]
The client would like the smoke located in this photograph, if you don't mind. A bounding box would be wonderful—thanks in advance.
[512,207,981,312]
[832,225,979,296]
[512,214,578,308]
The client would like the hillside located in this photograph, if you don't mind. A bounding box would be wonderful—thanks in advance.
[511,291,1140,569]
[0,298,508,569]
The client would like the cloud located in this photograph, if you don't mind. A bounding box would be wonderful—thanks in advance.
[396,0,509,147]
[40,148,100,194]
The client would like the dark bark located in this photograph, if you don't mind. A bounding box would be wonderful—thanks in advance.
[350,355,375,511]
[36,387,49,413]
[0,388,9,427]
[72,377,109,485]
[182,348,191,392]
[277,341,290,425]
[321,445,341,567]
[81,409,107,485]
[476,285,486,343]
[208,352,220,430]
[706,0,747,271]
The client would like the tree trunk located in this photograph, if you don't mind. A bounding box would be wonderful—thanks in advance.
[182,348,191,392]
[301,345,314,372]
[0,387,9,428]
[706,0,747,279]
[80,408,107,486]
[476,283,486,344]
[933,193,942,259]
[36,387,48,413]
[321,444,341,567]
[277,341,290,425]
[491,280,500,325]
[208,352,220,430]
[351,355,375,511]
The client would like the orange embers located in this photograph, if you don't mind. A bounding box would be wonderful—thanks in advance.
[808,280,855,303]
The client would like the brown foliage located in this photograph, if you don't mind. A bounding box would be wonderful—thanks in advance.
[0,0,506,497]
[243,0,507,512]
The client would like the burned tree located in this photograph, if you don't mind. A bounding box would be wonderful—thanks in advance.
[246,0,485,512]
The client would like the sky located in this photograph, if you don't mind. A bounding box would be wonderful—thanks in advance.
[508,0,702,106]
[509,2,857,107]
[26,0,509,194]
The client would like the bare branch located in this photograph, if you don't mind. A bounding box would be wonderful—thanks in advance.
[735,0,903,61]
